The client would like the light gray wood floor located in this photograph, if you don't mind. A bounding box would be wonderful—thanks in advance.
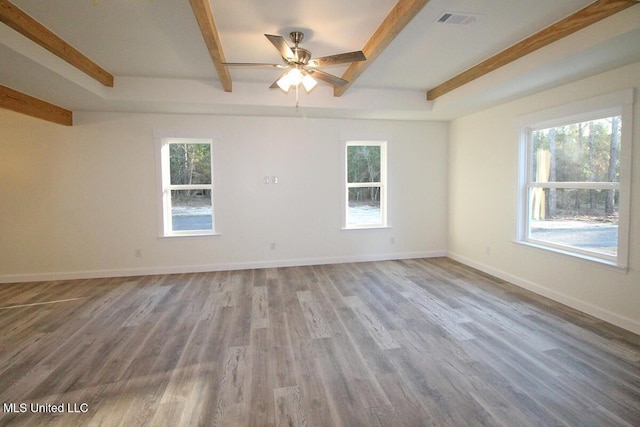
[0,258,639,426]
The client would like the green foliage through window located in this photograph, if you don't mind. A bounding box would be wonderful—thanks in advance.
[347,145,381,184]
[169,143,211,185]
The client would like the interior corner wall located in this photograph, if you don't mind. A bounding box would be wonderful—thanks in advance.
[0,111,448,282]
[448,61,640,334]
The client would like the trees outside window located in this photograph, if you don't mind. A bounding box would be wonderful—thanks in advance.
[345,141,387,228]
[528,117,620,255]
[161,138,215,236]
[518,89,633,267]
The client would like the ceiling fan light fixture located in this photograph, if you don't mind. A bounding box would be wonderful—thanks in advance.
[276,68,302,92]
[276,75,292,92]
[288,68,303,86]
[277,68,317,93]
[301,73,317,92]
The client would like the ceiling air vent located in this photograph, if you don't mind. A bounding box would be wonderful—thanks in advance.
[436,11,481,25]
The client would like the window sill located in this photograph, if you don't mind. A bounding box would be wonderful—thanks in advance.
[342,225,391,231]
[514,239,627,273]
[160,232,221,239]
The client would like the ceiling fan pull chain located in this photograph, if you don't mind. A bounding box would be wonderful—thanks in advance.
[295,84,300,109]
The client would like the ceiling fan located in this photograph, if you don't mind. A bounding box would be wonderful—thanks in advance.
[223,31,366,93]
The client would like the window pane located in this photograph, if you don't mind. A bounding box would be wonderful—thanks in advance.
[347,145,381,183]
[169,143,211,185]
[529,188,618,256]
[348,187,381,225]
[532,116,621,183]
[171,190,212,231]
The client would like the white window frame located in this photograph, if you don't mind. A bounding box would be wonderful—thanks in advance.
[159,137,216,237]
[516,89,634,269]
[343,141,388,229]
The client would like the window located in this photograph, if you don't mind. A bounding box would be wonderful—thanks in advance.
[518,90,633,267]
[344,141,387,228]
[160,138,215,236]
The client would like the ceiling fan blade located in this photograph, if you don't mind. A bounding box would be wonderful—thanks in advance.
[222,62,288,68]
[307,69,348,87]
[265,34,294,61]
[308,51,366,67]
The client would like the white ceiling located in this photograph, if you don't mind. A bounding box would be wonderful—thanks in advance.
[2,0,640,121]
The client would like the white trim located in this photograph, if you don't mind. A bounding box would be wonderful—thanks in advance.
[160,230,219,238]
[616,96,633,269]
[341,225,392,231]
[0,251,446,284]
[154,135,165,237]
[152,129,217,140]
[447,251,640,336]
[529,182,619,190]
[513,88,634,128]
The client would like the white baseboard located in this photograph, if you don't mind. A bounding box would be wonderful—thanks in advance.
[0,250,446,284]
[448,251,640,336]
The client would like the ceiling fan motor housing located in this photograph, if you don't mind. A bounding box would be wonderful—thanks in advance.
[292,47,311,65]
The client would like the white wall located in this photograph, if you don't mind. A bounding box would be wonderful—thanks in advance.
[448,61,640,334]
[0,111,448,281]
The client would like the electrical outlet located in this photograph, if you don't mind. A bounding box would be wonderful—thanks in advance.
[270,242,276,250]
[263,176,270,184]
[135,249,142,258]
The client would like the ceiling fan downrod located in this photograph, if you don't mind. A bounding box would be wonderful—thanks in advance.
[290,31,304,46]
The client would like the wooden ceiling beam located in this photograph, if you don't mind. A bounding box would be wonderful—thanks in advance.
[0,0,113,87]
[188,0,232,92]
[426,0,638,100]
[1,85,72,126]
[334,0,430,97]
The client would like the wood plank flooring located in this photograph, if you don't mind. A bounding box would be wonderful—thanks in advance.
[1,258,639,426]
